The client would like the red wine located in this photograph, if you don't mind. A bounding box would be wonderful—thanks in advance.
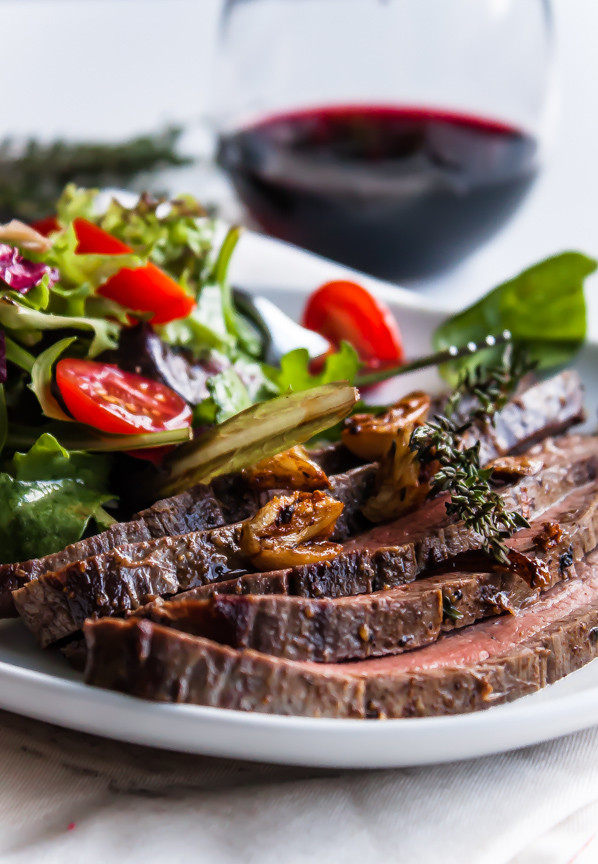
[218,106,539,280]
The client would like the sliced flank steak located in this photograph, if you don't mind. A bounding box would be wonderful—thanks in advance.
[1,369,583,606]
[135,479,598,662]
[0,484,225,618]
[0,459,375,618]
[461,369,584,464]
[83,551,598,719]
[167,436,598,603]
[14,435,598,648]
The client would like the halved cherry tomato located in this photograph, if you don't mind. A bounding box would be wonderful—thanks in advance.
[32,216,60,236]
[32,216,195,324]
[55,359,192,435]
[73,219,195,324]
[303,280,404,369]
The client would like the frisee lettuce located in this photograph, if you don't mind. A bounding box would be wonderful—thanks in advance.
[57,184,215,292]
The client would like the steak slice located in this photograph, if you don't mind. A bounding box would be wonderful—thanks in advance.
[172,436,598,602]
[0,460,375,619]
[16,435,598,647]
[0,484,226,617]
[463,369,584,464]
[139,580,444,663]
[83,551,598,719]
[135,480,598,662]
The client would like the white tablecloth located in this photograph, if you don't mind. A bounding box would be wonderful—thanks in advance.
[1,708,598,864]
[3,2,598,861]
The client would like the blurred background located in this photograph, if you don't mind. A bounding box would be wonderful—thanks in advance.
[2,0,597,307]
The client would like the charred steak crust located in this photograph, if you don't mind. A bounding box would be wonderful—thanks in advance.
[0,462,376,619]
[134,480,598,663]
[0,484,227,618]
[15,437,598,647]
[84,554,598,719]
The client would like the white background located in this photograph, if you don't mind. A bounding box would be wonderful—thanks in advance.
[3,0,598,312]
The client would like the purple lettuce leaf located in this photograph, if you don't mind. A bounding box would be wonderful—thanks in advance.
[0,244,59,295]
[0,330,6,384]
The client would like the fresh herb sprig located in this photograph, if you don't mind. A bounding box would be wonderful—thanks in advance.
[410,346,534,565]
[444,344,536,422]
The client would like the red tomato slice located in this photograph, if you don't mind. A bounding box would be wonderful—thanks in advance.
[73,219,195,325]
[303,280,404,369]
[55,359,192,435]
[31,216,61,236]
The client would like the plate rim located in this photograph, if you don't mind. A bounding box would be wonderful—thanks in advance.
[1,240,597,768]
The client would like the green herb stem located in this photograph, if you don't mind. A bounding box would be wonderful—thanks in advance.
[410,347,532,565]
[354,331,513,388]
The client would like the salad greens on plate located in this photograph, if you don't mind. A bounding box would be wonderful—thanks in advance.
[0,183,595,564]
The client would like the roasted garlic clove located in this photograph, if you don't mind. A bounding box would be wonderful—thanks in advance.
[342,391,431,461]
[250,541,342,571]
[488,455,543,482]
[362,429,429,523]
[241,490,343,569]
[242,445,330,491]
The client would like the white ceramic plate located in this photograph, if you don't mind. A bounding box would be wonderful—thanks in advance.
[1,233,597,769]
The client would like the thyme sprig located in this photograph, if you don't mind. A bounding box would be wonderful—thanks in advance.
[444,345,536,422]
[410,346,534,565]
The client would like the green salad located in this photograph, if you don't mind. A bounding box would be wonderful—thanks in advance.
[0,183,595,564]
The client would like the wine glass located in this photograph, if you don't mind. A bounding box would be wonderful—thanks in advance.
[213,0,553,282]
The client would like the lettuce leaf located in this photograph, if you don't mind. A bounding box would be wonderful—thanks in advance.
[194,368,253,425]
[0,299,120,357]
[278,341,360,391]
[57,184,215,291]
[0,433,114,564]
[433,252,598,382]
[0,384,6,454]
[0,330,5,384]
[29,336,76,421]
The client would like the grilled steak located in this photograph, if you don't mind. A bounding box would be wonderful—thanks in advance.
[135,480,598,661]
[463,369,584,463]
[0,460,375,619]
[171,437,598,602]
[9,385,591,641]
[141,580,444,662]
[137,571,528,663]
[15,436,598,647]
[84,551,598,719]
[0,484,226,617]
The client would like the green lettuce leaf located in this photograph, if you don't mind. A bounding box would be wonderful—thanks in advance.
[29,336,76,421]
[0,433,114,564]
[57,184,215,291]
[0,299,120,357]
[194,368,253,425]
[278,341,360,391]
[433,252,598,383]
[157,225,262,360]
[159,285,236,357]
[0,385,6,455]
